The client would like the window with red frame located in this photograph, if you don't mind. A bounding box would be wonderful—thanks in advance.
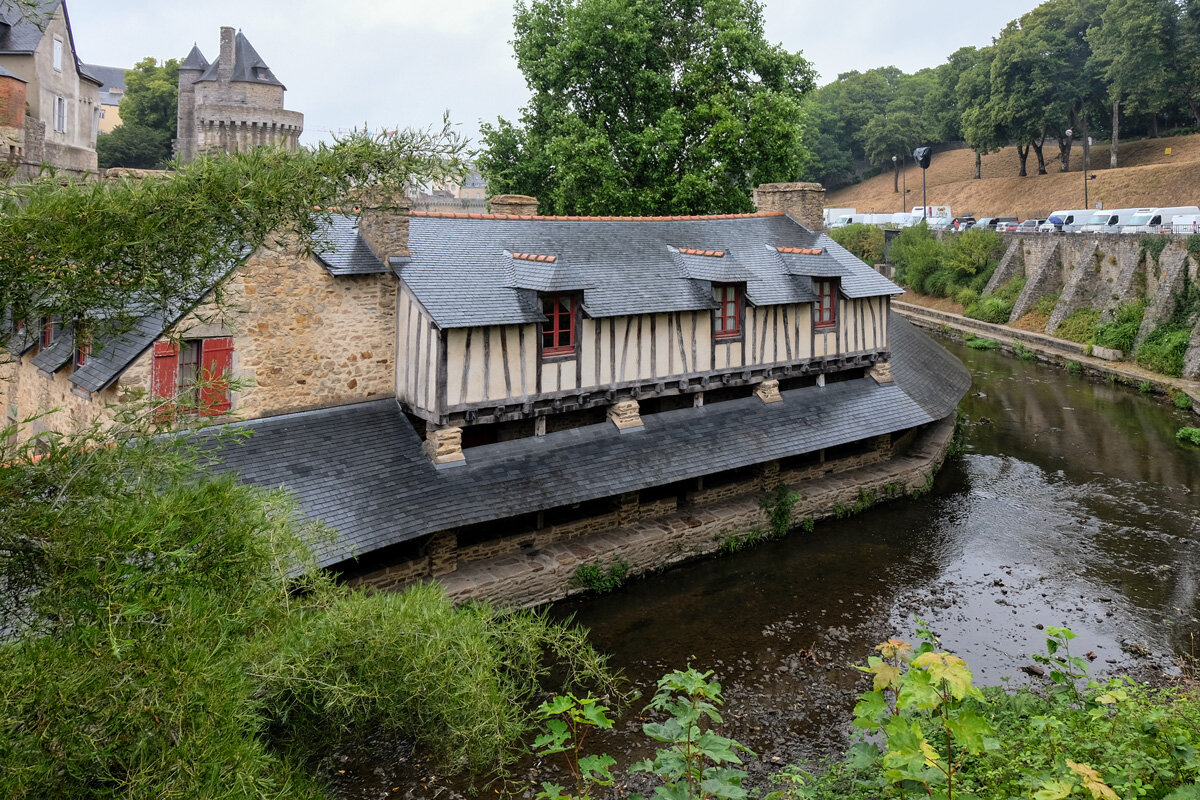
[714,284,741,339]
[41,316,60,347]
[74,329,90,368]
[541,295,576,356]
[151,337,234,417]
[814,279,837,329]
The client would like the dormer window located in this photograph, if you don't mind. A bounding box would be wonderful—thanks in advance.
[814,279,837,330]
[541,295,577,357]
[41,316,60,348]
[713,284,742,340]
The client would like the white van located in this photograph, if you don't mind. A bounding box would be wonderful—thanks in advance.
[910,205,951,221]
[1080,208,1142,234]
[1172,214,1200,234]
[824,208,855,226]
[1041,209,1093,233]
[1121,206,1200,233]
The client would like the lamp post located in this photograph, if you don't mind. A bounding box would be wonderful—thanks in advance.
[1066,128,1089,210]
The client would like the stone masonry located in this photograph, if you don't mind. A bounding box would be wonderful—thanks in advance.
[489,194,539,216]
[607,400,644,430]
[753,182,826,232]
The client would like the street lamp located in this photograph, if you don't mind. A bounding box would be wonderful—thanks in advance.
[1066,128,1089,210]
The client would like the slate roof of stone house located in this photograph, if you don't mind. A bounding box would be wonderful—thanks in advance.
[314,214,390,276]
[0,0,99,84]
[201,313,970,569]
[82,63,127,106]
[197,30,284,88]
[398,213,902,330]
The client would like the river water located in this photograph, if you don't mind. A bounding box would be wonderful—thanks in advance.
[336,339,1200,797]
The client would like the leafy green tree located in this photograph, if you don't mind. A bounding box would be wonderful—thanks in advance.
[1174,0,1200,128]
[479,0,817,215]
[98,57,181,168]
[96,122,170,169]
[1087,0,1179,167]
[957,47,1004,179]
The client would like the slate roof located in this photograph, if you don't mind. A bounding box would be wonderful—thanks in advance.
[314,214,389,276]
[82,63,127,106]
[197,30,284,88]
[400,213,903,330]
[180,45,209,71]
[202,312,969,568]
[0,1,98,85]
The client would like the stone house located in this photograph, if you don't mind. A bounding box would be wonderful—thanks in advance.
[0,0,101,178]
[1,182,969,590]
[81,62,125,134]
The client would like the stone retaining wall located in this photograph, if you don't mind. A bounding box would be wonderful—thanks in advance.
[365,415,957,609]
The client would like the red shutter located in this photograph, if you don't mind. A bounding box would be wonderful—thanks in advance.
[151,342,179,422]
[199,337,233,416]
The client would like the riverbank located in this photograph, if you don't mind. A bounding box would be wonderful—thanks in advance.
[895,299,1200,415]
[436,412,957,609]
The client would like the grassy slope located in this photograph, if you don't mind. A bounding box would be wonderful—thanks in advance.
[826,133,1200,220]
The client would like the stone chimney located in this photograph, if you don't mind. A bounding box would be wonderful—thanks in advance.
[489,194,539,216]
[754,182,826,232]
[357,187,410,265]
[217,27,235,83]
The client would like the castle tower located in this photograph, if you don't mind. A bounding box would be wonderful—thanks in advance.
[174,27,304,162]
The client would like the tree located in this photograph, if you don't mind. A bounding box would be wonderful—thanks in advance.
[478,0,817,215]
[96,122,170,169]
[2,119,470,360]
[1088,0,1178,167]
[1174,0,1200,128]
[97,57,180,168]
[957,48,1004,180]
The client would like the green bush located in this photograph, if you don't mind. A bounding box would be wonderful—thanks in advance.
[954,287,980,307]
[965,295,1014,324]
[944,228,1004,282]
[1092,300,1145,353]
[965,335,1001,350]
[1174,392,1194,409]
[1054,308,1100,342]
[890,224,943,294]
[1033,294,1059,317]
[1178,427,1200,445]
[1066,359,1083,375]
[572,560,630,593]
[828,224,885,265]
[1136,325,1191,377]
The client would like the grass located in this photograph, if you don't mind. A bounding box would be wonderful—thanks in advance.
[1179,427,1200,446]
[1054,308,1100,343]
[572,560,630,593]
[964,275,1025,324]
[1174,392,1194,409]
[965,335,1001,350]
[826,131,1200,219]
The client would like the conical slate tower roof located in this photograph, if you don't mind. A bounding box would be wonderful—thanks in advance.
[197,30,284,88]
[180,44,209,71]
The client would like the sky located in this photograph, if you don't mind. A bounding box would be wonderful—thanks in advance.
[67,0,1040,147]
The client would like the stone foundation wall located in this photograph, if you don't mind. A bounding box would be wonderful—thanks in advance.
[348,420,954,607]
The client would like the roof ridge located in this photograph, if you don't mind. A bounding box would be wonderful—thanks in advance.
[409,210,786,222]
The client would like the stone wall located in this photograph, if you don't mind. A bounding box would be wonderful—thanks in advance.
[984,233,1200,379]
[753,182,826,231]
[347,421,948,605]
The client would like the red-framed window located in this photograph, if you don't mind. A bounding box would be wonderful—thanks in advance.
[814,279,837,329]
[74,326,90,368]
[151,337,234,417]
[41,316,60,348]
[714,284,741,339]
[541,295,577,356]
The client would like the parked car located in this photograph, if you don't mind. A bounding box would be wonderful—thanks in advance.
[995,218,1020,232]
[1039,216,1064,232]
[1016,219,1045,233]
[1172,214,1200,234]
[927,216,954,230]
[1121,206,1200,233]
[975,216,996,229]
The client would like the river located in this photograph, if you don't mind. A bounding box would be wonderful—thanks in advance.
[335,338,1200,797]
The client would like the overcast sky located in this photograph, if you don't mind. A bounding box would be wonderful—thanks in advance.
[68,0,1038,146]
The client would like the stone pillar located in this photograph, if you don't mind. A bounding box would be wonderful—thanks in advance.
[875,434,893,459]
[754,460,781,490]
[428,530,458,577]
[534,416,547,437]
[754,182,826,232]
[616,492,639,525]
[869,362,893,384]
[607,399,643,431]
[217,27,235,83]
[489,194,539,216]
[753,379,782,404]
[358,188,411,265]
[424,426,466,466]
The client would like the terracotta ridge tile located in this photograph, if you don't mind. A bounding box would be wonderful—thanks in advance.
[511,252,558,263]
[678,247,726,258]
[408,210,786,221]
[776,246,824,255]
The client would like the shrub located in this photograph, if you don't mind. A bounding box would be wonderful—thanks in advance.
[1139,379,1155,393]
[1174,392,1194,409]
[965,335,1001,350]
[945,228,1004,281]
[954,287,980,307]
[1178,427,1200,446]
[965,295,1014,324]
[890,224,942,293]
[1092,300,1145,353]
[572,560,630,593]
[828,223,885,265]
[1136,325,1190,377]
[1033,294,1059,317]
[1066,359,1083,374]
[1054,308,1100,343]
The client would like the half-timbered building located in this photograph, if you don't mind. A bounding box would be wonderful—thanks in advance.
[2,183,971,594]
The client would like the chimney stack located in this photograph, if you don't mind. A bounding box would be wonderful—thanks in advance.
[754,182,826,232]
[489,194,539,216]
[217,27,235,83]
[357,187,410,265]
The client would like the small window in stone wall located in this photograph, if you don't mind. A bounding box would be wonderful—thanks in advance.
[52,38,63,72]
